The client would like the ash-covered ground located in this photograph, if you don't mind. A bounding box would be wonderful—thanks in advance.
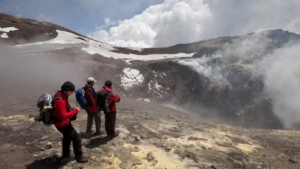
[0,96,300,169]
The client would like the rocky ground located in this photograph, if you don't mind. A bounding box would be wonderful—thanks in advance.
[0,98,300,169]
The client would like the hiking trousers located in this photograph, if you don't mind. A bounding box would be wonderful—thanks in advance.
[86,111,101,133]
[104,111,116,136]
[56,123,82,157]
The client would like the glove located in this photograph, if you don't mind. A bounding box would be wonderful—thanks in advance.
[70,114,77,121]
[70,108,77,121]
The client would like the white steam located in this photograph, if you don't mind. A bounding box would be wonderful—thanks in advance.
[178,32,300,128]
[256,43,300,128]
[0,45,96,93]
[178,54,224,84]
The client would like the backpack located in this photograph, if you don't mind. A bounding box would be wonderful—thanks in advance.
[35,93,61,126]
[75,88,89,110]
[96,91,109,111]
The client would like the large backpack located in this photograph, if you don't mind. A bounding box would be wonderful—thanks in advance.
[96,91,109,111]
[75,88,89,110]
[35,93,61,126]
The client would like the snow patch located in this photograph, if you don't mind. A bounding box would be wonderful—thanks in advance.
[121,68,144,90]
[15,30,195,63]
[0,27,18,38]
[1,33,8,38]
[154,81,162,90]
[148,82,152,90]
[16,30,88,46]
[0,27,18,32]
[17,30,195,63]
[127,47,144,52]
[148,80,163,98]
[83,45,195,63]
[136,98,150,102]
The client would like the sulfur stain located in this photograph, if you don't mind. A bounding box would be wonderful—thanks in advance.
[237,144,255,153]
[113,157,122,169]
[124,143,187,169]
[0,115,28,121]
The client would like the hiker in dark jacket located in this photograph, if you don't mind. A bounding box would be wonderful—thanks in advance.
[101,80,120,139]
[53,81,88,163]
[84,77,102,135]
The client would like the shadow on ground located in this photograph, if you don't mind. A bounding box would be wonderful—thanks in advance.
[25,156,73,169]
[85,136,111,149]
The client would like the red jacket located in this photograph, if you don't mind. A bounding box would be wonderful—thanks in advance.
[84,84,97,113]
[101,86,120,112]
[53,91,78,128]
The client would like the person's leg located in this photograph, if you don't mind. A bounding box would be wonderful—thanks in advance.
[86,112,93,133]
[68,124,88,163]
[110,111,116,135]
[104,112,109,135]
[106,111,118,138]
[69,125,82,156]
[94,112,101,133]
[56,125,72,158]
[110,111,119,137]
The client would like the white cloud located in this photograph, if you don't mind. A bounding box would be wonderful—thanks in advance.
[88,0,300,48]
[104,18,119,27]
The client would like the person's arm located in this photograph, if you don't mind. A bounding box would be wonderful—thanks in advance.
[54,100,78,119]
[111,93,120,103]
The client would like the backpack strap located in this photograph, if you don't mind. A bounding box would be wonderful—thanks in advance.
[85,87,97,101]
[51,96,62,108]
[53,96,62,102]
[51,96,67,121]
[107,92,115,112]
[86,88,95,95]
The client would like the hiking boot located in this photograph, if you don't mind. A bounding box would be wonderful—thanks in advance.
[113,130,120,137]
[107,130,120,139]
[61,154,72,159]
[86,130,93,134]
[93,131,105,136]
[75,155,88,163]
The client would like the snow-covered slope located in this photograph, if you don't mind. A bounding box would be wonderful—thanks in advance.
[16,30,195,63]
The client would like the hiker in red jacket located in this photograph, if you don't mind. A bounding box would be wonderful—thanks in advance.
[101,80,120,139]
[53,81,88,163]
[84,77,102,135]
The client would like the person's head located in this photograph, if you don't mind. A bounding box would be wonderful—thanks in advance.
[61,81,75,96]
[87,77,97,86]
[105,80,112,88]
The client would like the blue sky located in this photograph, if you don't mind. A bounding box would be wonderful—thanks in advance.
[1,0,300,47]
[0,0,163,35]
